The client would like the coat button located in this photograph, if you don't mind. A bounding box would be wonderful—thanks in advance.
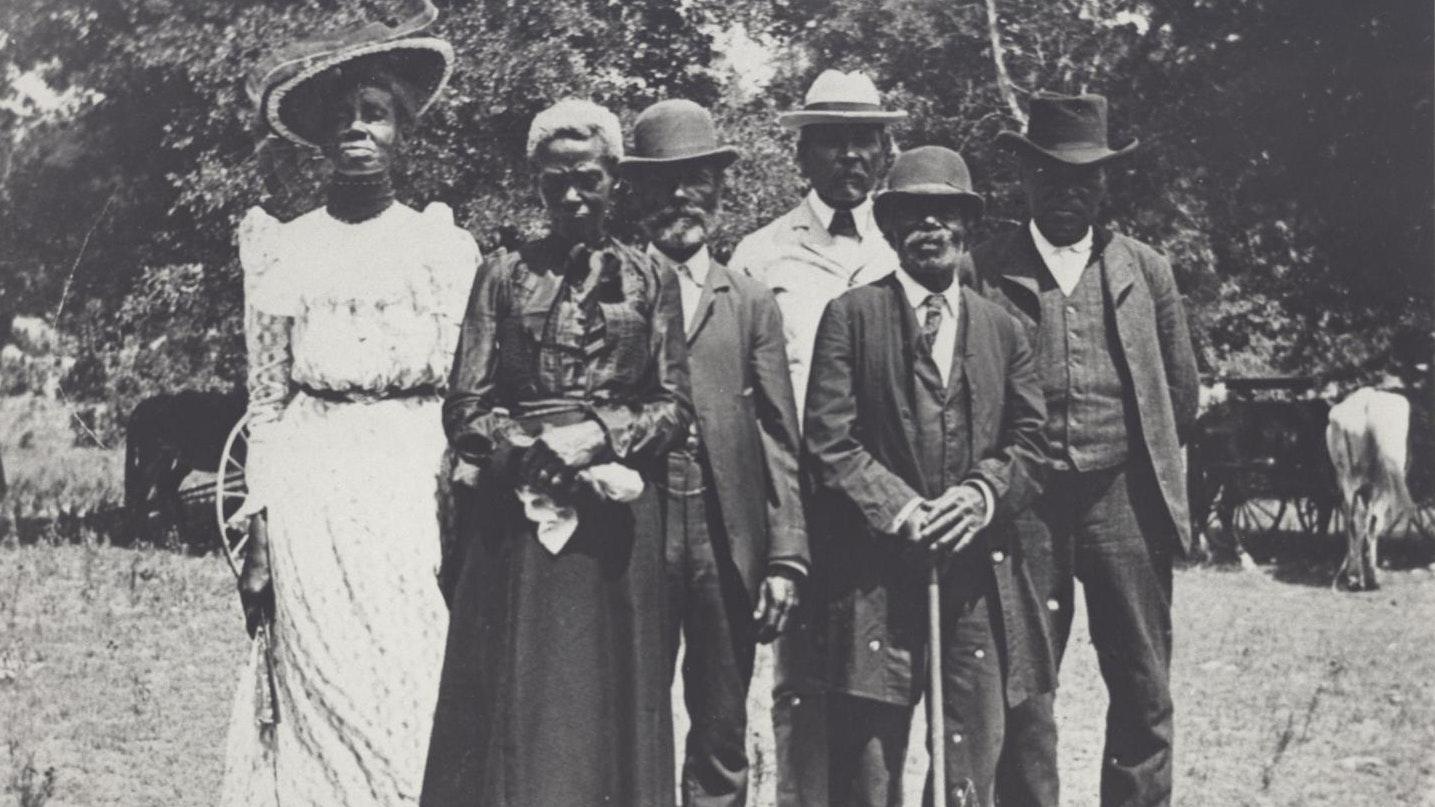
[991,550,1005,563]
[1047,598,1061,611]
[974,649,986,659]
[868,639,882,652]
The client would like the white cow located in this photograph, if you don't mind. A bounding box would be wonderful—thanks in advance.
[1325,387,1414,590]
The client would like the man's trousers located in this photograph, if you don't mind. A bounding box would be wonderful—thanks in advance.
[664,451,759,807]
[995,459,1176,807]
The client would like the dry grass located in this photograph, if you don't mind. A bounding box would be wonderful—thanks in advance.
[2,540,1431,807]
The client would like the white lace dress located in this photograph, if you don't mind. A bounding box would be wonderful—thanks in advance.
[219,202,479,807]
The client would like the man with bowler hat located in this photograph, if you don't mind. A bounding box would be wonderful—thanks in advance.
[726,68,905,807]
[968,93,1199,807]
[805,146,1052,807]
[623,99,809,807]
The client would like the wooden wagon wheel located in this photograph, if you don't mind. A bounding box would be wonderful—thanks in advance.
[1294,496,1336,538]
[214,412,251,579]
[1228,495,1286,550]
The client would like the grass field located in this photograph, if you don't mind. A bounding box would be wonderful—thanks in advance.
[2,394,1433,806]
[2,540,1432,807]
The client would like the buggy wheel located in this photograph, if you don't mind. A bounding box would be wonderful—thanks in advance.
[214,413,251,578]
[1231,496,1286,553]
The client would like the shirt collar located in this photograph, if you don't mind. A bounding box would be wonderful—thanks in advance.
[1028,219,1094,260]
[806,190,876,240]
[894,267,959,313]
[647,243,712,288]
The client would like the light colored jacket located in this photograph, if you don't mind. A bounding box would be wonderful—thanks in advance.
[728,196,898,412]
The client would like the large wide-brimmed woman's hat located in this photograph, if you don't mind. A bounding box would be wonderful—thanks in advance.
[777,69,908,129]
[996,92,1139,166]
[247,0,453,149]
[620,99,740,171]
[873,146,984,222]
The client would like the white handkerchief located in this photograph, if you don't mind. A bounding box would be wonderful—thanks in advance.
[516,463,647,555]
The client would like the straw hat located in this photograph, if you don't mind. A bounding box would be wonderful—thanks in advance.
[248,4,452,149]
[777,69,908,129]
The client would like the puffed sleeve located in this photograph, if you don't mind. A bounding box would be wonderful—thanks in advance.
[234,208,296,520]
[239,208,295,436]
[420,203,482,388]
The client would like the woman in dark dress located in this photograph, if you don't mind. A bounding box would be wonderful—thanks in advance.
[422,98,692,807]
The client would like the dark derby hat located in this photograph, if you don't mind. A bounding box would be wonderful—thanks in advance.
[620,99,740,170]
[996,92,1139,166]
[873,146,984,222]
[247,0,452,149]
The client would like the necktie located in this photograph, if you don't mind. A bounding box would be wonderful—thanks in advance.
[828,207,859,239]
[921,294,944,353]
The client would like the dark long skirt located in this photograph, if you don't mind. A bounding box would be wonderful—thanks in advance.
[421,482,675,807]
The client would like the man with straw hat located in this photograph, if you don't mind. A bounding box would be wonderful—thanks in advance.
[969,93,1199,807]
[804,145,1050,807]
[726,68,904,807]
[622,98,808,807]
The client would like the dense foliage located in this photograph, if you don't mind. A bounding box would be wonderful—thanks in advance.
[0,0,1430,441]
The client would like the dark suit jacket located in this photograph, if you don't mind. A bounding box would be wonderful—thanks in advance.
[687,260,808,601]
[968,226,1199,552]
[804,273,1053,707]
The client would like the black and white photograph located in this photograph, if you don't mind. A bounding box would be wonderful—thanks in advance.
[0,1,1430,805]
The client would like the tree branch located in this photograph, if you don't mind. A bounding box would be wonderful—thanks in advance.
[985,0,1026,125]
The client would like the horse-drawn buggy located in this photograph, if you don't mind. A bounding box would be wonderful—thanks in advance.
[1189,374,1434,586]
[1187,376,1341,562]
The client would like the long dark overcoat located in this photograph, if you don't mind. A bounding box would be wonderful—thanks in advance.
[803,274,1055,708]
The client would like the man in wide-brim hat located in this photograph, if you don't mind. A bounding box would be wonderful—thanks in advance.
[622,98,808,807]
[805,145,1050,806]
[969,92,1199,807]
[726,68,906,807]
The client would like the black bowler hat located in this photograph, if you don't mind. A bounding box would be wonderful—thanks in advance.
[874,146,984,223]
[996,92,1139,166]
[620,99,740,171]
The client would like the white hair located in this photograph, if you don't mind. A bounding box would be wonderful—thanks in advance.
[526,98,624,163]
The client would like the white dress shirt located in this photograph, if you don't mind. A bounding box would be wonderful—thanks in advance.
[648,243,711,331]
[894,267,959,386]
[1029,220,1094,295]
[888,269,994,534]
[806,190,878,271]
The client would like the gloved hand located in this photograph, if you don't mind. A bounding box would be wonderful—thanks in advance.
[238,511,275,638]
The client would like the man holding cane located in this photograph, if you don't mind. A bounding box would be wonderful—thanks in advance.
[803,146,1053,806]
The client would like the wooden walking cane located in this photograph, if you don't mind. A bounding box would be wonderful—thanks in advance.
[928,563,947,807]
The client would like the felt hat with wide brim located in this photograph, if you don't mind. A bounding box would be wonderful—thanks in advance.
[253,29,453,149]
[778,69,908,129]
[620,99,740,171]
[873,145,985,221]
[996,92,1139,166]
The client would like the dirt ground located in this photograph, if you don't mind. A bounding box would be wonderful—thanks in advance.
[2,539,1432,807]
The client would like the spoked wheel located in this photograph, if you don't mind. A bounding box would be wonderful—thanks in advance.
[214,413,251,578]
[1224,496,1287,564]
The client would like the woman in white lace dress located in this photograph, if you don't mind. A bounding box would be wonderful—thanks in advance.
[219,19,478,807]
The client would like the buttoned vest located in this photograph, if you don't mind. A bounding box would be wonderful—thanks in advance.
[1037,259,1134,470]
[911,304,974,498]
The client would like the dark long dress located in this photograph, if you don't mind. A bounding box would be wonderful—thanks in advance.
[423,236,692,807]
